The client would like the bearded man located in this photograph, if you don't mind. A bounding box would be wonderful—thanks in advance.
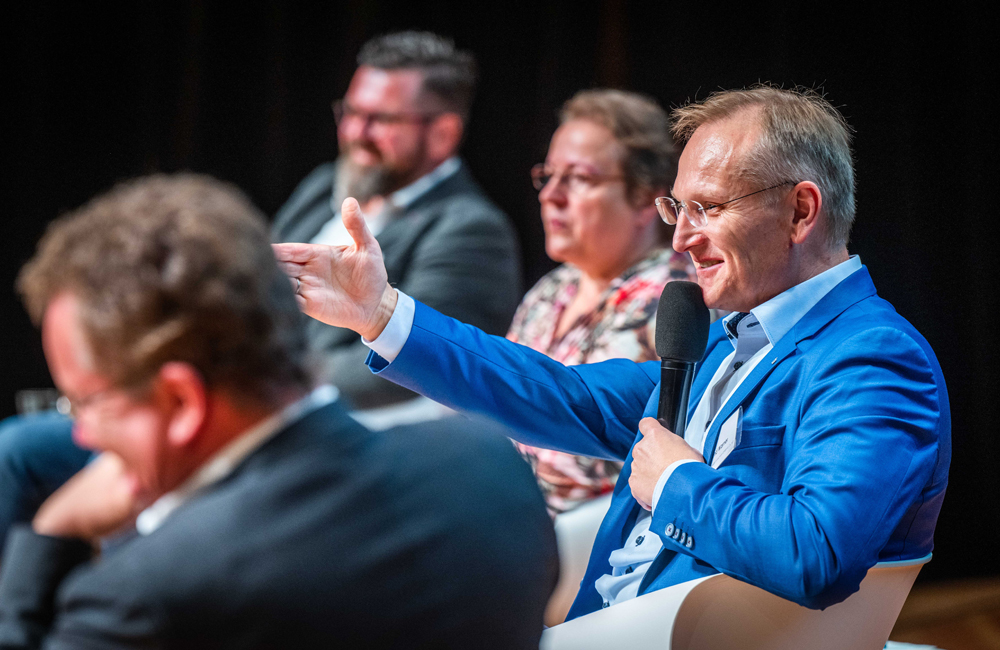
[272,30,521,411]
[0,31,521,556]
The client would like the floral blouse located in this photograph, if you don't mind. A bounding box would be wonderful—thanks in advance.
[507,247,697,515]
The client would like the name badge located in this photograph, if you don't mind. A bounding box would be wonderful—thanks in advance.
[712,407,742,469]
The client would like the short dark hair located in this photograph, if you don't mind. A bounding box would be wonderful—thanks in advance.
[18,174,311,404]
[357,31,477,121]
[671,85,856,248]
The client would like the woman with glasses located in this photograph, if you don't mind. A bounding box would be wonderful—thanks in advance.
[512,89,695,519]
[512,89,695,622]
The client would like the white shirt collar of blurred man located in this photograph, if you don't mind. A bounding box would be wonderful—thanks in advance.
[135,384,339,535]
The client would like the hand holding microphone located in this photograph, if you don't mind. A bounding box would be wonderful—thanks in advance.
[629,281,709,510]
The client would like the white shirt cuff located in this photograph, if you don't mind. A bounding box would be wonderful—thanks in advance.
[362,290,415,362]
[651,459,701,514]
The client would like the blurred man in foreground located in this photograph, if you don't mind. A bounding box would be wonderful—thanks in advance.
[275,86,950,617]
[0,174,556,649]
[0,29,522,558]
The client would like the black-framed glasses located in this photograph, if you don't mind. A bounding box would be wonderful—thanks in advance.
[654,181,797,228]
[332,100,440,128]
[530,164,626,194]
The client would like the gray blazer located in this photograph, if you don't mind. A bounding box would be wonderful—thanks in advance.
[0,403,558,649]
[272,163,522,409]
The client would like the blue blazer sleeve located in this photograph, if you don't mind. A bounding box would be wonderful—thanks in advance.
[370,300,659,462]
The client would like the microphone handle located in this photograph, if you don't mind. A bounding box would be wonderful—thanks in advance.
[657,359,695,438]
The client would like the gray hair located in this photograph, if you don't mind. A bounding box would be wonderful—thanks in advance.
[358,31,477,121]
[671,85,856,248]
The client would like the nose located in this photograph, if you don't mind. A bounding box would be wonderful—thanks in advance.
[538,174,567,206]
[671,208,704,253]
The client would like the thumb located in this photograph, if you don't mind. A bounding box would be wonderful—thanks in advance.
[341,197,377,250]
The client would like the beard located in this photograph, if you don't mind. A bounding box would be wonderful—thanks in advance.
[334,142,426,206]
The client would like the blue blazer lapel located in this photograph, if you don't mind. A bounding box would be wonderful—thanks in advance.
[700,338,797,465]
[700,267,878,466]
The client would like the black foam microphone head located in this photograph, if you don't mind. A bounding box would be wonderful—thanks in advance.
[655,281,710,362]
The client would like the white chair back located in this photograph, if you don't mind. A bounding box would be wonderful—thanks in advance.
[541,561,925,650]
[546,492,613,626]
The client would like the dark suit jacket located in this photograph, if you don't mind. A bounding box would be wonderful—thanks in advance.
[0,402,558,649]
[272,162,522,409]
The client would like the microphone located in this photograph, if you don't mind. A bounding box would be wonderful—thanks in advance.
[655,281,709,438]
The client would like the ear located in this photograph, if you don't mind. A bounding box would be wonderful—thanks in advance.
[155,362,208,448]
[426,113,464,161]
[789,181,823,245]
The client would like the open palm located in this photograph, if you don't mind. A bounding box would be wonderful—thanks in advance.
[273,198,395,340]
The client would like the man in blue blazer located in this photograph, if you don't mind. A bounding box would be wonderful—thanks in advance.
[275,86,950,618]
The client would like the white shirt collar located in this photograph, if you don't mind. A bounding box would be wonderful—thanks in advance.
[135,385,339,535]
[389,156,462,210]
[722,255,862,349]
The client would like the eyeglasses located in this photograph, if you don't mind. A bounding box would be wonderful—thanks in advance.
[62,379,151,422]
[62,386,119,421]
[654,181,797,228]
[332,100,440,128]
[531,164,626,194]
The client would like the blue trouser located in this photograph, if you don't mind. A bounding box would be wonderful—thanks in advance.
[0,412,91,557]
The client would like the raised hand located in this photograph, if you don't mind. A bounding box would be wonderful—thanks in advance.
[273,198,397,341]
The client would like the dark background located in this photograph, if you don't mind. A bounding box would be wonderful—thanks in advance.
[2,2,996,584]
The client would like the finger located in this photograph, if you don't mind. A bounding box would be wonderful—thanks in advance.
[638,416,672,437]
[276,262,306,286]
[341,197,378,250]
[627,475,653,511]
[272,242,318,263]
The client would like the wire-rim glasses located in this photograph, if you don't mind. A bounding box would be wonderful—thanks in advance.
[655,181,797,228]
[530,164,626,194]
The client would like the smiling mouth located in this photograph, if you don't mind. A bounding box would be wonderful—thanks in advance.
[697,260,722,268]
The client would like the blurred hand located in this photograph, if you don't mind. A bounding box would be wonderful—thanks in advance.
[33,452,142,541]
[629,417,704,510]
[273,198,397,341]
